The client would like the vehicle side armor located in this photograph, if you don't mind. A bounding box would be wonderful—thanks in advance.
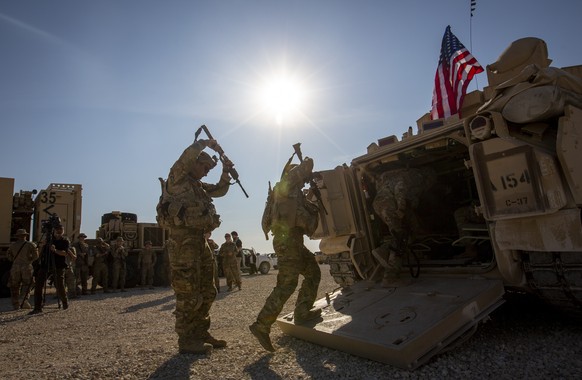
[276,37,582,369]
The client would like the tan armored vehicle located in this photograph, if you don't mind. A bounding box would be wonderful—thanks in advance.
[0,179,82,296]
[96,211,170,287]
[276,37,582,369]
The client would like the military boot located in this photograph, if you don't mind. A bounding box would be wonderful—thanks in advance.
[249,322,275,352]
[178,337,213,355]
[203,333,227,348]
[294,308,322,325]
[381,252,403,288]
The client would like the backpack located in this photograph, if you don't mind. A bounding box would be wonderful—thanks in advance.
[261,181,274,240]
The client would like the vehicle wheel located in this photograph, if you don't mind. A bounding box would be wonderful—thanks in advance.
[259,262,270,274]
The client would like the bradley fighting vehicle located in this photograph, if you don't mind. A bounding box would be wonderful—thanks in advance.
[276,38,582,369]
[95,211,170,287]
[1,178,82,296]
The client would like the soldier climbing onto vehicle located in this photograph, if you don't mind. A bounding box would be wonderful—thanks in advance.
[250,144,321,352]
[371,167,437,287]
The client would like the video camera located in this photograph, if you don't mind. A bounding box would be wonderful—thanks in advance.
[40,205,62,233]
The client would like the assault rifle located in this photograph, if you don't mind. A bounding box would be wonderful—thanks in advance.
[292,143,328,215]
[194,124,249,198]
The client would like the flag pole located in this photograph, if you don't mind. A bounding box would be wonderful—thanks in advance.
[470,0,479,90]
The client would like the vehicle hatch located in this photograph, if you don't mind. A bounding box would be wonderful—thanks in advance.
[277,276,504,369]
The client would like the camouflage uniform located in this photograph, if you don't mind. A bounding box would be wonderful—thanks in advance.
[371,167,437,285]
[73,235,90,295]
[138,242,157,288]
[157,139,231,354]
[7,230,38,310]
[250,156,321,352]
[91,239,110,294]
[231,232,244,269]
[205,235,220,292]
[64,247,77,298]
[162,240,173,286]
[219,237,241,291]
[110,237,128,292]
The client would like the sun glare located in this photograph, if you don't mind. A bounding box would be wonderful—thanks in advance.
[258,74,307,126]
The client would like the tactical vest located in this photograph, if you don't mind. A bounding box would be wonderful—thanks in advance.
[157,178,221,231]
[270,181,319,237]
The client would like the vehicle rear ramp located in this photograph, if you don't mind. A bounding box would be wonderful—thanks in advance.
[277,277,504,370]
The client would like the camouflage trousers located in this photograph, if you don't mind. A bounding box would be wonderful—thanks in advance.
[111,260,127,291]
[256,229,321,331]
[91,261,109,292]
[9,264,34,308]
[222,258,241,289]
[372,193,420,243]
[170,228,217,341]
[213,258,220,290]
[76,263,89,293]
[64,266,76,297]
[140,263,155,287]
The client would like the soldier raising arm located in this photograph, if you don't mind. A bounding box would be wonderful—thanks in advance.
[157,138,234,355]
[249,150,322,352]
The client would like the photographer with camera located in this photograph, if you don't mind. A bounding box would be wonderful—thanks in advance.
[29,223,71,314]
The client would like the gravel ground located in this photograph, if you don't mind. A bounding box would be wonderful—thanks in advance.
[1,265,581,379]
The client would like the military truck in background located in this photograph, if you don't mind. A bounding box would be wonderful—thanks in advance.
[0,178,82,297]
[95,211,170,287]
[277,38,582,369]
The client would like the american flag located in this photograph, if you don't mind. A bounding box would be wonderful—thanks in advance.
[430,25,483,120]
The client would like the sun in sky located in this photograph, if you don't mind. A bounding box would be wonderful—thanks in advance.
[256,71,308,126]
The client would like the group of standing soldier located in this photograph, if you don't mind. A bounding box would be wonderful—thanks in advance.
[6,224,163,314]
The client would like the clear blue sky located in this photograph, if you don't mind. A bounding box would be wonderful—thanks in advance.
[1,0,581,253]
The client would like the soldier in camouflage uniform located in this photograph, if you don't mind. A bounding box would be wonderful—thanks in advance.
[219,233,241,291]
[7,229,38,310]
[64,246,77,298]
[204,232,220,292]
[110,236,128,292]
[371,167,437,287]
[249,154,321,352]
[91,237,110,294]
[138,240,157,289]
[162,239,173,286]
[157,137,233,355]
[73,233,90,295]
